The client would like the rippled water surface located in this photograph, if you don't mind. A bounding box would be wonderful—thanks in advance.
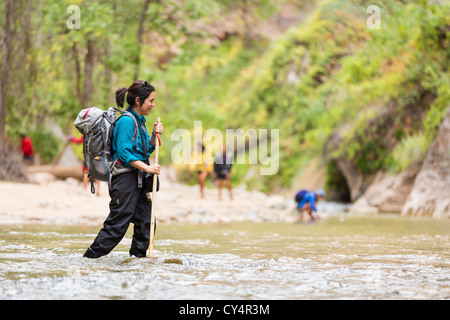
[0,215,449,299]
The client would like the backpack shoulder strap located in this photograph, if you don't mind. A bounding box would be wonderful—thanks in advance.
[118,111,139,147]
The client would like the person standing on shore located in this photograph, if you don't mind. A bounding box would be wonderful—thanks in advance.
[213,145,233,201]
[191,143,213,199]
[83,80,163,259]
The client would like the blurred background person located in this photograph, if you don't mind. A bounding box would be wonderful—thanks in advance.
[296,189,326,222]
[190,142,213,199]
[214,145,233,201]
[20,133,34,165]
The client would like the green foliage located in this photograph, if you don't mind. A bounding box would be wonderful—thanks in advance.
[29,128,62,164]
[2,0,449,193]
[214,0,450,189]
[388,133,429,173]
[423,72,450,142]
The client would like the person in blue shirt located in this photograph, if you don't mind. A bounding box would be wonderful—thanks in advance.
[84,80,163,259]
[296,189,326,222]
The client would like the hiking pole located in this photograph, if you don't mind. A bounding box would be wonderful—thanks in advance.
[141,118,181,265]
[149,117,161,258]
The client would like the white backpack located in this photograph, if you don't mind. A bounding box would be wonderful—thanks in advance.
[73,107,139,193]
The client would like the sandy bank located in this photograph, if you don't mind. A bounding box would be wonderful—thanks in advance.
[0,171,309,225]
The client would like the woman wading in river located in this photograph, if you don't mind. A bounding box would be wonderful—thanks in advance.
[83,80,164,259]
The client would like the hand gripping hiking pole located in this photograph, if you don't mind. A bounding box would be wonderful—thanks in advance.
[149,117,161,258]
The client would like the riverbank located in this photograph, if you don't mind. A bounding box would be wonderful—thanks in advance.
[0,170,348,226]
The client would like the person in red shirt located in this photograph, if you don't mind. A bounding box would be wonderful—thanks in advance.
[68,135,84,144]
[20,134,34,164]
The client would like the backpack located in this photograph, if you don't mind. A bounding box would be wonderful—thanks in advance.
[295,190,308,203]
[73,107,139,193]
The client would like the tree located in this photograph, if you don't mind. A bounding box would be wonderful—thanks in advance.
[0,0,14,154]
[134,0,152,80]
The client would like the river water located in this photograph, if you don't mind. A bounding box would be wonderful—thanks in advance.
[0,215,448,300]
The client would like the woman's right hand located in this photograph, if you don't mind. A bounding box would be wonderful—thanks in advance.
[147,163,160,175]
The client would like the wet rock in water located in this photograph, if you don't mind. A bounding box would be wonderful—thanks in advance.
[163,258,183,265]
[121,257,183,265]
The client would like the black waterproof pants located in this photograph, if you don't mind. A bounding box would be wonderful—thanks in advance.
[84,170,153,258]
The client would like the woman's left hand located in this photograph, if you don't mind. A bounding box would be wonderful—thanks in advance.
[153,122,164,135]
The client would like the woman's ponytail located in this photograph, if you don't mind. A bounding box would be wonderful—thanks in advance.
[115,81,155,109]
[115,87,128,108]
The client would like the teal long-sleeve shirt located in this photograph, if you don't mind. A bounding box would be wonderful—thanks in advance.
[112,108,155,167]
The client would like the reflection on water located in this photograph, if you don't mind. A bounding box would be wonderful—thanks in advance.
[0,215,448,299]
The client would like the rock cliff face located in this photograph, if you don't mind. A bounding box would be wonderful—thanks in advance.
[347,107,450,218]
[348,165,419,215]
[401,108,450,219]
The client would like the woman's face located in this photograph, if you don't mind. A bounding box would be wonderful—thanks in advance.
[137,91,156,116]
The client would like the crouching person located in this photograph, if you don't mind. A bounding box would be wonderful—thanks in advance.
[295,189,325,223]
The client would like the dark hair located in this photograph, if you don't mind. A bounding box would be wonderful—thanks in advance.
[115,80,155,108]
